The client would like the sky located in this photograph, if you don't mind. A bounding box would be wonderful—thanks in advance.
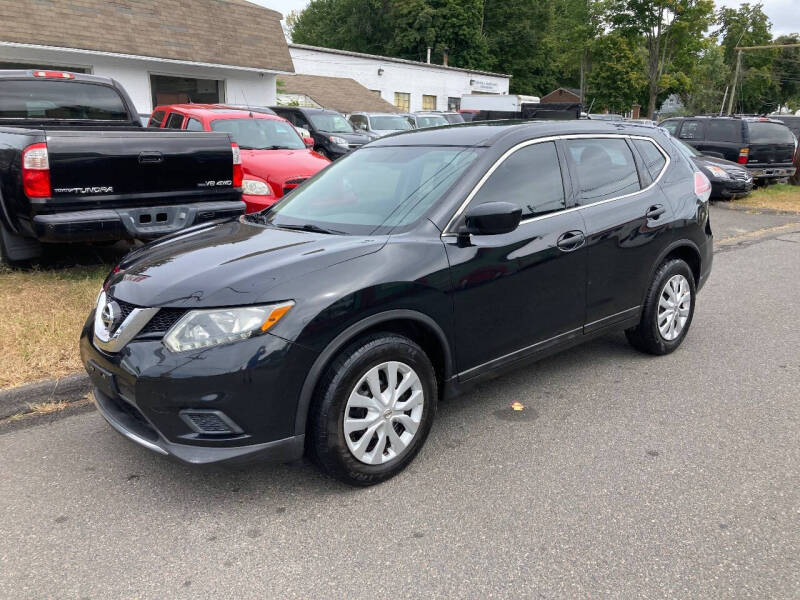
[253,0,800,37]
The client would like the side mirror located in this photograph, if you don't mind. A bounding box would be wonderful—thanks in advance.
[463,201,522,236]
[303,136,315,148]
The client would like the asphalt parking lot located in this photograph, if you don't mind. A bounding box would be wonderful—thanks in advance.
[1,207,799,599]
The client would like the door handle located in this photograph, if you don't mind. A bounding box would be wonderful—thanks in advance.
[556,230,585,252]
[646,204,666,219]
[138,151,164,164]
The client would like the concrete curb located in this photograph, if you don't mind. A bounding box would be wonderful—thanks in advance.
[0,373,90,420]
[711,201,800,217]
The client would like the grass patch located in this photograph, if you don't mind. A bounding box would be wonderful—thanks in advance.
[0,264,108,389]
[730,183,800,213]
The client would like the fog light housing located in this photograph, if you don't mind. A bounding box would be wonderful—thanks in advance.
[179,410,243,435]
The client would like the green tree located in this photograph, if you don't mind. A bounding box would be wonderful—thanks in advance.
[289,0,393,55]
[586,33,647,113]
[608,0,715,119]
[683,43,730,114]
[387,0,489,67]
[482,0,559,95]
[717,2,777,113]
[773,34,800,111]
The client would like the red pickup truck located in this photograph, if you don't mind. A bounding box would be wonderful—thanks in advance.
[149,104,330,213]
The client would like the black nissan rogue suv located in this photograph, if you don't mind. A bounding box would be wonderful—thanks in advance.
[659,115,797,184]
[81,121,713,486]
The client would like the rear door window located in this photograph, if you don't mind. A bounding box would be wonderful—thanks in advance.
[707,120,742,143]
[632,139,667,181]
[748,122,795,144]
[566,138,642,204]
[165,112,185,129]
[678,120,704,140]
[470,141,566,219]
[660,120,679,135]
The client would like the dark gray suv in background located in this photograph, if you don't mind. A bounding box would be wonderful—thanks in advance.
[659,116,796,184]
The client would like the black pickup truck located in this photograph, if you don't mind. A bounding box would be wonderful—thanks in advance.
[0,70,244,265]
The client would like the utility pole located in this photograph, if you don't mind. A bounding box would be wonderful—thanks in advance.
[719,85,728,116]
[727,49,741,115]
[725,42,800,115]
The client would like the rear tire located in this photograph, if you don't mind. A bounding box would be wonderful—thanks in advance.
[626,258,696,356]
[309,333,437,486]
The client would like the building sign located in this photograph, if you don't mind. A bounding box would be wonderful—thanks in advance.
[470,78,500,93]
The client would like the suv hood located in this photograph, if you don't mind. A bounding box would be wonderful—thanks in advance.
[107,219,386,308]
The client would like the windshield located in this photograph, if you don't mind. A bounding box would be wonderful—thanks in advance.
[257,146,482,235]
[371,116,412,131]
[210,118,305,150]
[309,113,354,133]
[0,80,128,120]
[443,113,465,124]
[416,115,449,128]
[673,138,702,157]
[748,122,795,145]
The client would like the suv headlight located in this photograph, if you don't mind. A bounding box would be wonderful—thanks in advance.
[242,179,273,196]
[163,302,294,352]
[706,165,729,179]
[329,136,348,146]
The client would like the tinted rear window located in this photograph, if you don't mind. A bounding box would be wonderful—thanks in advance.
[566,138,641,204]
[679,121,704,140]
[748,122,795,144]
[0,80,128,120]
[707,120,742,143]
[632,139,667,180]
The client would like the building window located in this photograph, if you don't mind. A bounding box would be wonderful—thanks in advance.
[150,74,222,109]
[448,97,461,111]
[422,95,437,110]
[394,92,410,112]
[370,90,382,97]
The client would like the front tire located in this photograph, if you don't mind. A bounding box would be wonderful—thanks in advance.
[309,333,437,486]
[626,258,696,355]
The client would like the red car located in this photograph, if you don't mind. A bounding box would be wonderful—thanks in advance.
[149,104,330,213]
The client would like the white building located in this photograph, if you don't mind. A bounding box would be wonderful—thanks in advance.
[0,0,294,114]
[289,44,511,113]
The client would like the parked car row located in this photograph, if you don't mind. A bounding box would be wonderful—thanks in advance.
[148,104,329,213]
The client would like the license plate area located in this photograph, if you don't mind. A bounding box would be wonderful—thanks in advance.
[86,360,118,398]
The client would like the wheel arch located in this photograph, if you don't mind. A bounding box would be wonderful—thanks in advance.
[645,240,702,301]
[293,309,454,436]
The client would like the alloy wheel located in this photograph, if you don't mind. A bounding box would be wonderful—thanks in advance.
[343,361,424,465]
[657,274,691,341]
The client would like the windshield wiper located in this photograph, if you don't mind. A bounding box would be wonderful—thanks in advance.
[278,223,345,235]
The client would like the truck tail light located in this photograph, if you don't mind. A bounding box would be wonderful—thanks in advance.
[33,70,74,79]
[694,171,711,203]
[22,143,51,198]
[231,142,243,188]
[737,148,749,164]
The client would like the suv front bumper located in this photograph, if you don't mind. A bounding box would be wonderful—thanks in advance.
[80,312,316,465]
